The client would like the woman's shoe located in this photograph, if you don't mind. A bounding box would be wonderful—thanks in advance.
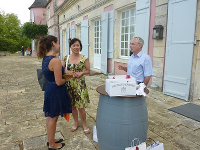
[48,143,65,150]
[84,128,90,134]
[47,139,63,146]
[70,125,80,132]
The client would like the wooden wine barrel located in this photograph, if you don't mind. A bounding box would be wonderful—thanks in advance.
[96,85,148,150]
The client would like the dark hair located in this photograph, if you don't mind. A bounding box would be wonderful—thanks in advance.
[37,35,58,58]
[69,38,82,51]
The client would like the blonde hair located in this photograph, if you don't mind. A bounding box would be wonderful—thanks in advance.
[134,37,144,48]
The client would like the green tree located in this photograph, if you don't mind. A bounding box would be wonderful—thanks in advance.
[22,22,48,39]
[0,11,31,53]
[22,22,48,51]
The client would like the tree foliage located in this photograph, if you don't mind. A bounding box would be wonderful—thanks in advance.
[22,22,48,39]
[0,11,31,53]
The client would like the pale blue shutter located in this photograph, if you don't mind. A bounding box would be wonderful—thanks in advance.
[60,29,63,60]
[71,25,76,39]
[66,27,69,55]
[81,20,89,58]
[108,10,114,58]
[135,0,150,54]
[101,11,108,74]
[163,0,197,101]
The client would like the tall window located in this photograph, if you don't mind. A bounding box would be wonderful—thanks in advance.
[94,20,101,55]
[120,8,136,57]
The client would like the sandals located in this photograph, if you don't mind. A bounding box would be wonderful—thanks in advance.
[84,128,90,134]
[70,125,90,134]
[47,139,63,146]
[70,125,80,132]
[48,143,65,150]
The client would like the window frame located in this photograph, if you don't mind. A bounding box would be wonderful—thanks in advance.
[120,7,136,58]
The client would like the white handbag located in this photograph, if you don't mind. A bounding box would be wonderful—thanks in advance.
[125,138,146,150]
[147,141,164,150]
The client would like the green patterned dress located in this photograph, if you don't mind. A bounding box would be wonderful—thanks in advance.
[64,55,90,108]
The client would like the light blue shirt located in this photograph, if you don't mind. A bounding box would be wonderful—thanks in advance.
[127,51,154,83]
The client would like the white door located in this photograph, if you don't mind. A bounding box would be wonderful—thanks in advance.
[96,10,114,71]
[163,0,197,101]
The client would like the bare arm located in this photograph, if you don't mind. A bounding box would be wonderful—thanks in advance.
[118,65,127,72]
[49,58,66,86]
[61,60,66,68]
[143,76,151,86]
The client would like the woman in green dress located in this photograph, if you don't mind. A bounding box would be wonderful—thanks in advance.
[62,38,90,134]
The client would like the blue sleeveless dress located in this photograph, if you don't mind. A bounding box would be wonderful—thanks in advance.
[42,55,72,118]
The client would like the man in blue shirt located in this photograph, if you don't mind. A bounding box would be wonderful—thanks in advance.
[119,37,154,86]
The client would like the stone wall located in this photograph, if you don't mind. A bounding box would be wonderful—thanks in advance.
[191,0,200,100]
[152,0,168,89]
[0,51,10,56]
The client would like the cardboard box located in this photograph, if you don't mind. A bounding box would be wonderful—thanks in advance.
[106,75,136,96]
[108,75,134,79]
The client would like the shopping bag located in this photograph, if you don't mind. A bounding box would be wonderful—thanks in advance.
[37,69,47,91]
[63,113,70,122]
[147,141,164,150]
[125,138,146,150]
[93,125,98,143]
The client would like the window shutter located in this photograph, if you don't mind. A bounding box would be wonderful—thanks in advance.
[108,10,114,58]
[31,11,34,23]
[60,29,63,60]
[65,28,70,55]
[163,0,197,101]
[101,11,108,74]
[71,25,76,39]
[81,20,89,58]
[135,0,150,54]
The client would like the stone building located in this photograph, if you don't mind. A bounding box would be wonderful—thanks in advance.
[29,0,200,102]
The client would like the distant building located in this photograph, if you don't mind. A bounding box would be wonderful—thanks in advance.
[28,0,48,57]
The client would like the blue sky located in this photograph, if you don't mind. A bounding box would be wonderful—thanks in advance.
[0,0,34,24]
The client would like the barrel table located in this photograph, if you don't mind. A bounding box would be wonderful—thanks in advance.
[96,85,148,150]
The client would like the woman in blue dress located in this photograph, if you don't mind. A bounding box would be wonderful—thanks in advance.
[37,35,72,150]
